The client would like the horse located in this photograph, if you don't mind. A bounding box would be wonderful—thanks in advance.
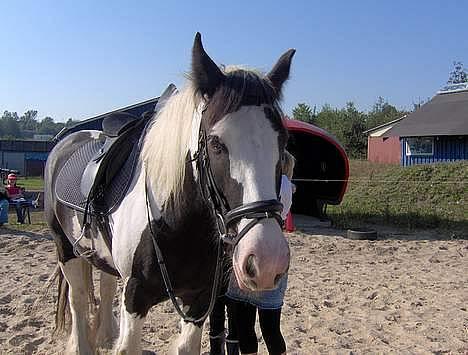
[44,32,295,354]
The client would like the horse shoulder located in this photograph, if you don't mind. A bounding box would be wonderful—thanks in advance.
[110,164,162,278]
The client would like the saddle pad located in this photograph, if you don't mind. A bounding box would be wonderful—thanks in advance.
[55,131,141,215]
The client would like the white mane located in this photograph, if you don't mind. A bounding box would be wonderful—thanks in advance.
[142,85,201,205]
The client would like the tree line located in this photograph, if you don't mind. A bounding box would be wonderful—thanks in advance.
[0,110,79,139]
[291,97,409,158]
[291,61,468,159]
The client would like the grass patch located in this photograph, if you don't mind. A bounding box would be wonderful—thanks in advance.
[15,176,44,191]
[328,160,468,236]
[2,162,467,236]
[1,211,48,233]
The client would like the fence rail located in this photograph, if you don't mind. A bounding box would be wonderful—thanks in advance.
[293,178,467,184]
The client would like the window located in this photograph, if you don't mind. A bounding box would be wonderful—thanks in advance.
[405,137,434,156]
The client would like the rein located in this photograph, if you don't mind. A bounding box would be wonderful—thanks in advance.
[144,173,223,324]
[144,104,283,324]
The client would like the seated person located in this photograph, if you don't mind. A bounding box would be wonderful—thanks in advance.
[0,188,9,225]
[5,173,24,199]
[5,173,26,223]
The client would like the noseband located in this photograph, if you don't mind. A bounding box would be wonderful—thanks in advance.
[195,125,284,249]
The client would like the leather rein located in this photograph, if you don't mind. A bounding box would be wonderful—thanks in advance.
[145,106,283,324]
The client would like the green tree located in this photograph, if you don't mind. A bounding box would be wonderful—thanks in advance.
[447,61,468,84]
[1,111,21,138]
[292,103,315,123]
[341,102,367,158]
[366,97,406,130]
[315,102,367,158]
[19,110,39,131]
[315,104,344,141]
[38,116,59,135]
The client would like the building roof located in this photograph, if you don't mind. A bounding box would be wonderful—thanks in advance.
[364,115,407,137]
[384,90,468,137]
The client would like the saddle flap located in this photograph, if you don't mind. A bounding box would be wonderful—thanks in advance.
[80,132,134,200]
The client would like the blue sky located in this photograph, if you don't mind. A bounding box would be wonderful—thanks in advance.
[1,0,467,122]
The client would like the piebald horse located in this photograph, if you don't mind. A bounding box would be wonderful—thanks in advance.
[44,33,294,354]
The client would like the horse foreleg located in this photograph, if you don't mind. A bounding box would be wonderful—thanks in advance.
[96,271,118,349]
[114,277,146,355]
[169,320,204,355]
[60,258,95,355]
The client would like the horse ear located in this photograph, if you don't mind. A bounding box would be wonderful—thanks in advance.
[266,49,296,97]
[192,32,224,97]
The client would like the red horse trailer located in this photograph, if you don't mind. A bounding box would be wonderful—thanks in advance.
[284,119,349,217]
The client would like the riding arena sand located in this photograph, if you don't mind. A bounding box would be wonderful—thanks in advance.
[0,216,467,354]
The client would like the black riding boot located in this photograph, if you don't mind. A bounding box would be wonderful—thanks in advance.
[209,332,225,355]
[226,340,239,355]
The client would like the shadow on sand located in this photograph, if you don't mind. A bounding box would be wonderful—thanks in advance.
[294,214,468,241]
[0,226,52,241]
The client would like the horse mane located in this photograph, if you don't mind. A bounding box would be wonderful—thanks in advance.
[143,66,283,207]
[142,83,201,206]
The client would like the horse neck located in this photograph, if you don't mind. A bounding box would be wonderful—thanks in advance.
[158,159,212,231]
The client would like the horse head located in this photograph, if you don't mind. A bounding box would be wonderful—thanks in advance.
[192,33,294,291]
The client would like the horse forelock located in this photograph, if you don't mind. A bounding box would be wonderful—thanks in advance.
[202,66,284,129]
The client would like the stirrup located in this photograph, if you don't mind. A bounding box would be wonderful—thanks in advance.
[73,224,96,258]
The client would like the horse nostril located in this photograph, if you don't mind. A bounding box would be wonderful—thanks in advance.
[245,254,256,278]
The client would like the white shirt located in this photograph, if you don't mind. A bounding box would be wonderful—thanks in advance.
[279,175,293,220]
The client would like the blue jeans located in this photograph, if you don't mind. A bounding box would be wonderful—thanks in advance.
[11,200,29,223]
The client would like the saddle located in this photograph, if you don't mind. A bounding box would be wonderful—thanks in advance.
[56,84,178,215]
[80,112,147,211]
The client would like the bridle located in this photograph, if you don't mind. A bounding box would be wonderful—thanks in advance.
[145,103,284,324]
[195,123,284,248]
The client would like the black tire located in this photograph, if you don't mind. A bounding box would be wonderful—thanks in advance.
[346,228,378,240]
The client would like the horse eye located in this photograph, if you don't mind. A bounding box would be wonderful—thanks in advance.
[208,136,226,154]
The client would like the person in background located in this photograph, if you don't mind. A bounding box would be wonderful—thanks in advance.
[225,151,296,355]
[209,260,239,355]
[279,151,295,221]
[0,187,9,225]
[5,173,26,223]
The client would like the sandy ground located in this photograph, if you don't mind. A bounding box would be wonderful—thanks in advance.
[0,218,467,354]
